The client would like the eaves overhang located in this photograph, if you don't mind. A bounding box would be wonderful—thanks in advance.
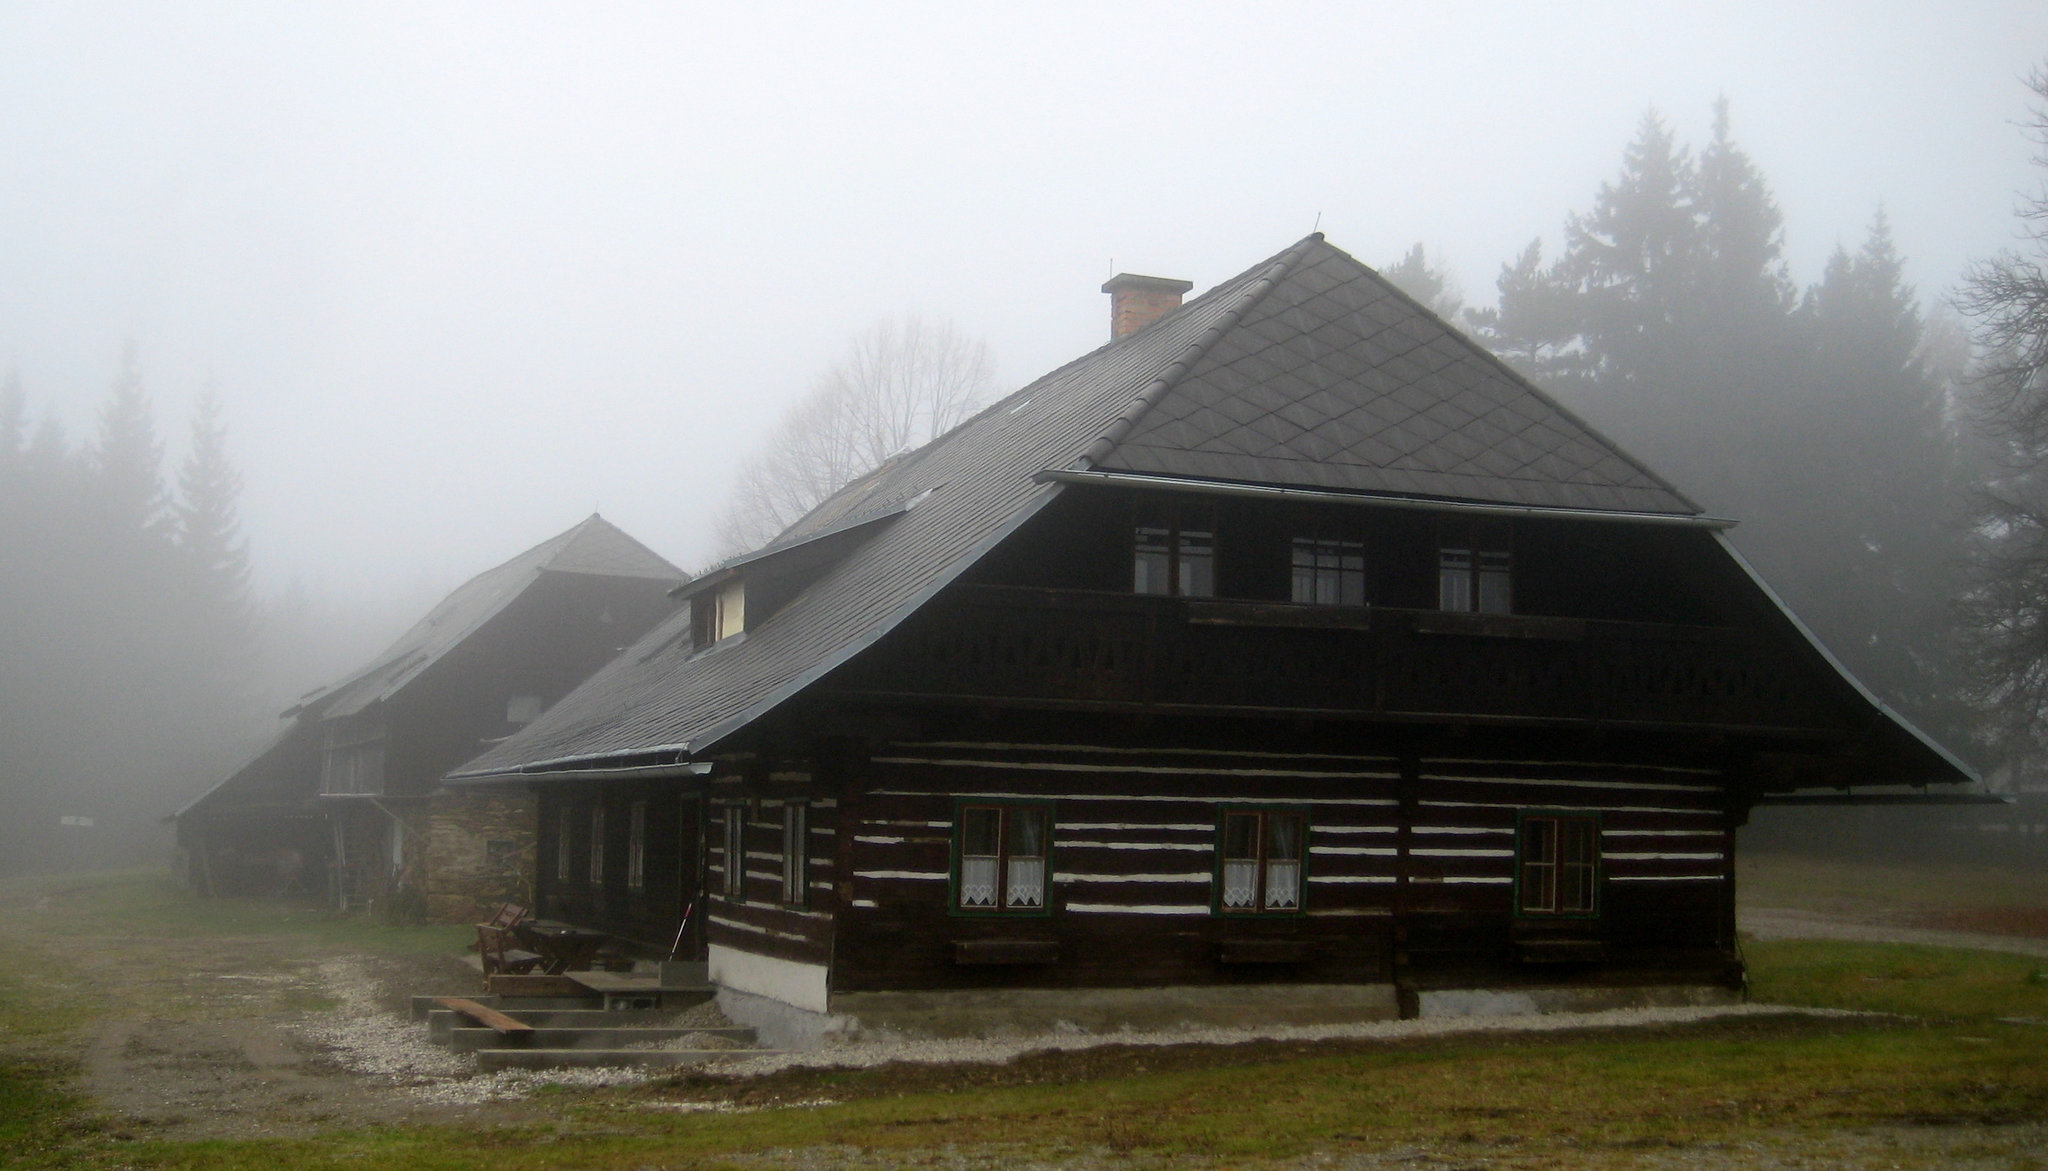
[1712,531,1979,788]
[445,753,711,785]
[1753,791,2013,806]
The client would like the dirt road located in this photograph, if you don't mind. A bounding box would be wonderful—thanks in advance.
[1741,907,2048,957]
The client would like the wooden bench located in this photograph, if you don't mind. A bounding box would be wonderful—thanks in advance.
[433,996,535,1036]
[485,902,530,929]
[476,922,545,976]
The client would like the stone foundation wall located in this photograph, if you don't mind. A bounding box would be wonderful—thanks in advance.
[421,791,536,924]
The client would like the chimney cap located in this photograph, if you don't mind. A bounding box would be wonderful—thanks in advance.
[1101,272,1194,296]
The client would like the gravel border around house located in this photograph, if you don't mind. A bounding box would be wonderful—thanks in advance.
[301,904,2048,1104]
[706,1002,1858,1078]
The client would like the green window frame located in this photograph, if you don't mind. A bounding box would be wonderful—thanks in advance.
[778,802,808,908]
[718,803,748,900]
[951,800,1054,916]
[1515,810,1600,917]
[1215,807,1308,915]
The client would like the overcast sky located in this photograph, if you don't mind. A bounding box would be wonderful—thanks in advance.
[3,2,2045,607]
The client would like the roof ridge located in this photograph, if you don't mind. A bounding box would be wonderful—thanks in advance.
[1335,243,1704,515]
[1074,233,1323,472]
[540,512,685,578]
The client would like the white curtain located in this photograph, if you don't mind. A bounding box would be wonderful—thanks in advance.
[1222,859,1258,908]
[1005,857,1045,908]
[1264,859,1300,909]
[960,856,998,907]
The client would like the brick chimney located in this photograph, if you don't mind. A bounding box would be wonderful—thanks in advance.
[1102,272,1194,340]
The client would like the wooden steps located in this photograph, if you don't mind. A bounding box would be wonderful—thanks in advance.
[414,969,768,1069]
[446,1025,755,1052]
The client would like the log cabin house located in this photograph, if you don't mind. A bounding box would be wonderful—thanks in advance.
[174,514,684,921]
[447,236,1973,1030]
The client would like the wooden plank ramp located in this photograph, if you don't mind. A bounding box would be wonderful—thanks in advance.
[433,996,535,1036]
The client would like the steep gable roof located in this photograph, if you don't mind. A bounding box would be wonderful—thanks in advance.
[1086,238,1697,513]
[450,236,1942,784]
[452,242,1305,777]
[294,514,683,720]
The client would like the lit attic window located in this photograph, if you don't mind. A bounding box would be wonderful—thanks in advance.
[692,578,746,648]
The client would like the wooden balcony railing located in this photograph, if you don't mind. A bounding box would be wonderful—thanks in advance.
[829,585,1842,734]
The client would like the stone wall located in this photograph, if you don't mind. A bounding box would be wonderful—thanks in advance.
[421,790,536,924]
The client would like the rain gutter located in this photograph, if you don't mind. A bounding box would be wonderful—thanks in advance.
[445,756,712,785]
[1036,468,1738,529]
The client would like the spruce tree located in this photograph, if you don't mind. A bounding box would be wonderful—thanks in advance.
[1464,241,1580,382]
[1553,110,1700,398]
[1382,244,1464,321]
[173,389,256,672]
[90,342,169,540]
[1780,213,1965,739]
[1692,98,1796,334]
[1473,102,1974,757]
[0,369,24,464]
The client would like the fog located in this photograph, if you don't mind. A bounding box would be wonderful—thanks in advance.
[4,3,2044,595]
[5,3,2048,873]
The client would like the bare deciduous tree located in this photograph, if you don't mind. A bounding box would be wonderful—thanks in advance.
[1960,64,2048,758]
[716,316,997,555]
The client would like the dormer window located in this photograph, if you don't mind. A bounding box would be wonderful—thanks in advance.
[692,579,746,648]
[1440,523,1511,614]
[1133,501,1215,597]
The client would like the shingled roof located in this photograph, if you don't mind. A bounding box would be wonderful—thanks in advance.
[293,513,683,720]
[174,514,683,824]
[450,235,1735,780]
[1088,241,1697,513]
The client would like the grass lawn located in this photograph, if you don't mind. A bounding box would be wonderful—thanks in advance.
[31,1017,2047,1170]
[1739,851,2048,930]
[3,867,2046,1169]
[0,868,469,957]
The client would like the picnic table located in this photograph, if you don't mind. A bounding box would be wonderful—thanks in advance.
[513,920,610,974]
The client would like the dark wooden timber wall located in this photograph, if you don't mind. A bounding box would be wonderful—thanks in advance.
[536,781,701,952]
[965,488,1747,629]
[798,735,1738,995]
[1396,754,1736,989]
[388,575,682,799]
[832,741,1401,993]
[704,788,838,970]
